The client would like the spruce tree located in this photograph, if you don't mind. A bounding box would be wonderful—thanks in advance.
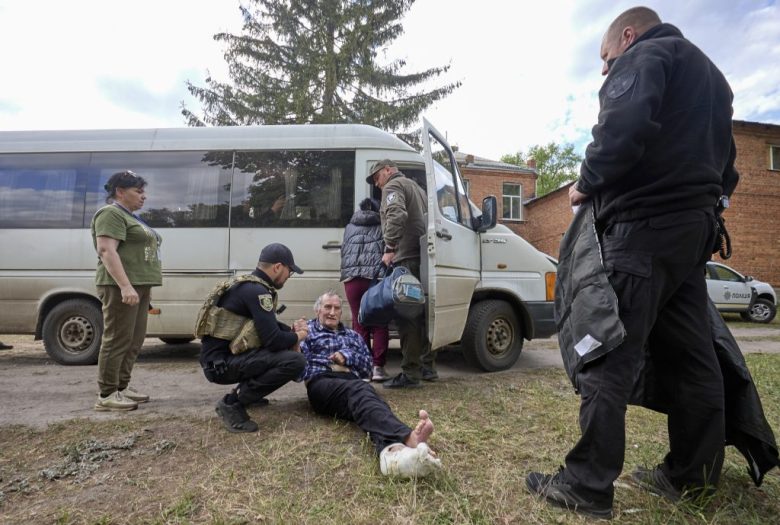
[182,0,459,144]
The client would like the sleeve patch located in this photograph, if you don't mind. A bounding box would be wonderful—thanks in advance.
[386,192,397,204]
[606,72,637,99]
[258,294,274,312]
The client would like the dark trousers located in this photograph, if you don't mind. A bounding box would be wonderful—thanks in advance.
[306,372,412,454]
[205,348,306,406]
[344,278,390,366]
[395,259,435,380]
[563,209,725,499]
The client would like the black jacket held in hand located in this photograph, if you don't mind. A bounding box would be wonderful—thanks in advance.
[557,202,779,486]
[579,23,740,223]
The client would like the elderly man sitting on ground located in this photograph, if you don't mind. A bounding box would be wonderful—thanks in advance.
[298,289,441,478]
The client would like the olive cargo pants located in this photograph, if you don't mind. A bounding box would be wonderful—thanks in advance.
[96,285,151,397]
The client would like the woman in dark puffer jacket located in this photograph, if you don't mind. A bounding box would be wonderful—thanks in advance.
[341,198,390,381]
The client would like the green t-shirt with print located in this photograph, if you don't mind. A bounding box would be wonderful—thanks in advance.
[91,205,163,286]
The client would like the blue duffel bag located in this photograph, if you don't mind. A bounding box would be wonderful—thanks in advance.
[358,265,426,327]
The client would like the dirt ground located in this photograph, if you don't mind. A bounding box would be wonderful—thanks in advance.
[1,325,778,430]
[1,325,779,525]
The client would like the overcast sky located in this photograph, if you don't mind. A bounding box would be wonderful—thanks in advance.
[0,0,777,160]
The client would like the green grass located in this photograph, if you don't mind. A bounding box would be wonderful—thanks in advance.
[1,357,779,524]
[721,312,780,328]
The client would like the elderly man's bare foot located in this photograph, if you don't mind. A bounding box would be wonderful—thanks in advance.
[404,409,434,449]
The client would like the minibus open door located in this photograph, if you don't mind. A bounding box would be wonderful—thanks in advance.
[420,118,481,350]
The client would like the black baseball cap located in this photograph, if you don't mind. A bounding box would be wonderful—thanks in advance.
[366,159,396,184]
[258,243,303,274]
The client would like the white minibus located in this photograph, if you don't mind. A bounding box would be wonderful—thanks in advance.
[0,119,556,370]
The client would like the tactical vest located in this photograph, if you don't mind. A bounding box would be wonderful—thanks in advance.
[194,274,278,355]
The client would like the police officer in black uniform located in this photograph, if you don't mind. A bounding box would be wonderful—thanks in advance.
[526,6,740,519]
[199,243,308,433]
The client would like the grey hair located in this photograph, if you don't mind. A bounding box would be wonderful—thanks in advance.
[314,289,341,312]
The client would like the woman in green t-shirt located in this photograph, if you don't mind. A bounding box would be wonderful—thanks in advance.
[90,171,162,412]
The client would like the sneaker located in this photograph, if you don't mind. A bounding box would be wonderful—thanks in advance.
[526,468,613,519]
[383,373,421,389]
[216,398,259,433]
[0,342,13,350]
[421,366,439,382]
[120,386,149,403]
[94,391,138,412]
[379,442,442,478]
[372,366,389,381]
[630,465,682,502]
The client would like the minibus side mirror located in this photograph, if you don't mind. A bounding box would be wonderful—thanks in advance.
[478,196,497,232]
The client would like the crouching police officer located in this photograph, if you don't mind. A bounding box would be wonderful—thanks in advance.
[196,243,307,433]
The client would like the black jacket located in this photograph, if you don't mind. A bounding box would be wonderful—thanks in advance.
[340,209,384,281]
[557,202,779,485]
[200,269,297,366]
[578,23,739,223]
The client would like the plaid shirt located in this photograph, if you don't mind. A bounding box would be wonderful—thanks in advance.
[298,319,372,382]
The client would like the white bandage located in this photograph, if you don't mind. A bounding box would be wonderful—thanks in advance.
[379,442,442,478]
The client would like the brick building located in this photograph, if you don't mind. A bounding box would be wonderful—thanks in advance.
[721,120,780,287]
[454,150,538,233]
[457,119,780,287]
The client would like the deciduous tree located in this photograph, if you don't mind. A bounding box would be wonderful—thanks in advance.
[500,143,582,197]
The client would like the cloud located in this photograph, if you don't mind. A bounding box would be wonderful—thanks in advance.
[96,71,200,123]
[0,99,21,115]
[1,0,778,159]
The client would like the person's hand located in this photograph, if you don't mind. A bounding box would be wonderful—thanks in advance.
[381,252,394,267]
[569,185,588,206]
[271,194,286,214]
[330,352,346,365]
[294,319,308,342]
[120,285,140,306]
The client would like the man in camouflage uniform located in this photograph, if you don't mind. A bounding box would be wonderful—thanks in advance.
[368,159,437,389]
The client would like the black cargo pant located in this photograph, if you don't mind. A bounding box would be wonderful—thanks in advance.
[203,348,306,406]
[395,259,435,380]
[562,208,725,500]
[306,372,412,454]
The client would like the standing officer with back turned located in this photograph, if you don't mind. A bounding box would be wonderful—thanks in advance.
[526,6,739,519]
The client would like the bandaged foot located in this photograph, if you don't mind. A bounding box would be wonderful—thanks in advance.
[379,442,442,478]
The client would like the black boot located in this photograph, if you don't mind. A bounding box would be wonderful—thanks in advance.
[216,396,259,433]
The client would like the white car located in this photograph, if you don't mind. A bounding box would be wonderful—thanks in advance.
[706,262,777,323]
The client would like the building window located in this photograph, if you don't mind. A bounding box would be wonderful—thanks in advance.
[771,145,780,171]
[463,178,470,196]
[502,182,522,220]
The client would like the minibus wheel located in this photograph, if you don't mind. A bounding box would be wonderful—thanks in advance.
[42,299,102,365]
[461,300,523,372]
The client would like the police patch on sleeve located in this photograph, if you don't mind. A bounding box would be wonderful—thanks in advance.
[386,192,397,204]
[258,294,274,312]
[606,71,637,100]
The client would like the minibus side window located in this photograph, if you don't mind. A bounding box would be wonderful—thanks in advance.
[231,150,355,228]
[0,153,88,228]
[85,151,232,228]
